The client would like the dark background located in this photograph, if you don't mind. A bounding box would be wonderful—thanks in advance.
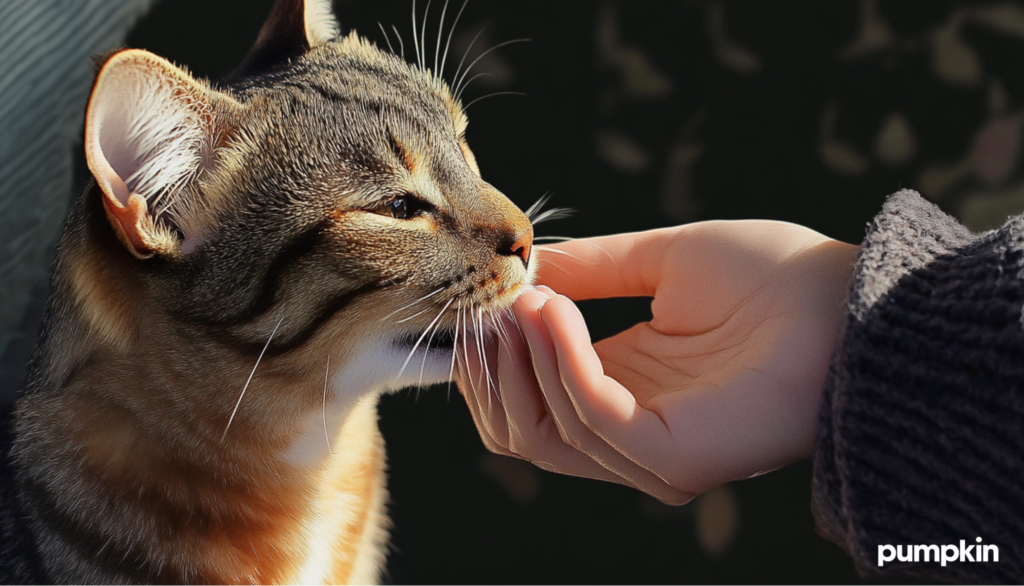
[46,0,1024,582]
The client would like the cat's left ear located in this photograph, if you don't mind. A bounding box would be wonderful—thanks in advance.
[85,49,236,259]
[231,0,340,78]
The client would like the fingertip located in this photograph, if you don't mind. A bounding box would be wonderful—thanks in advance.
[539,295,592,346]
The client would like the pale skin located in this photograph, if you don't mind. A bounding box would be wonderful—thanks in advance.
[457,220,859,504]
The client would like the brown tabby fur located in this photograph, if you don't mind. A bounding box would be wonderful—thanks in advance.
[11,0,534,582]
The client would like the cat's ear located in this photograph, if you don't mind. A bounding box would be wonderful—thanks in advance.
[85,49,234,259]
[232,0,340,78]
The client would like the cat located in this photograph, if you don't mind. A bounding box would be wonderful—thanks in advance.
[5,0,536,582]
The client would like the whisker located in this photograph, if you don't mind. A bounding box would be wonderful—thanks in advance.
[533,236,576,242]
[382,287,445,321]
[453,38,530,99]
[392,24,406,60]
[471,307,485,395]
[531,207,573,225]
[434,0,449,76]
[537,245,582,261]
[454,72,494,102]
[536,258,576,277]
[396,297,454,381]
[465,91,526,110]
[579,240,617,263]
[411,0,421,70]
[524,193,551,219]
[323,356,332,457]
[476,306,493,402]
[452,26,486,96]
[378,22,396,55]
[446,300,462,401]
[462,304,474,395]
[222,316,284,441]
[418,299,454,389]
[440,0,470,79]
[396,306,435,324]
[488,309,508,404]
[420,0,433,72]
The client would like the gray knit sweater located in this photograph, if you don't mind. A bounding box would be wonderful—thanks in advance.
[813,189,1024,583]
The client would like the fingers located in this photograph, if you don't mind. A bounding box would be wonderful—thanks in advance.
[517,290,693,505]
[494,310,633,483]
[456,330,513,458]
[533,228,676,301]
[456,308,631,484]
[537,296,684,475]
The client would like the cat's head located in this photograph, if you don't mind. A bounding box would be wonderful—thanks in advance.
[76,0,534,388]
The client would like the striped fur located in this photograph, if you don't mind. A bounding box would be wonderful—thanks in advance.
[12,0,534,583]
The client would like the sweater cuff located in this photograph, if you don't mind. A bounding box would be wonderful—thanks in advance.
[812,189,1024,583]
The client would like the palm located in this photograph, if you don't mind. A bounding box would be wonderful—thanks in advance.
[592,221,847,412]
[459,220,857,502]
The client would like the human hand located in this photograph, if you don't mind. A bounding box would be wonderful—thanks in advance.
[457,221,858,504]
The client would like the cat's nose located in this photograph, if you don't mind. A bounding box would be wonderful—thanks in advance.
[498,225,533,268]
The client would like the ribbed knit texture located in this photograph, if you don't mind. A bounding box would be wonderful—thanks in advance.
[813,189,1024,583]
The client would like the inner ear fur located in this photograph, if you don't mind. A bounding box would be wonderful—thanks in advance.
[85,49,234,259]
[231,0,340,79]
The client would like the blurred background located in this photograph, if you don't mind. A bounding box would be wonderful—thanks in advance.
[4,0,1024,582]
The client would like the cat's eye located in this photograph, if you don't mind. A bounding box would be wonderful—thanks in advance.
[387,196,409,219]
[376,194,435,220]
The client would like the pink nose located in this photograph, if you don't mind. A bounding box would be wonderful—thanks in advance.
[508,226,533,267]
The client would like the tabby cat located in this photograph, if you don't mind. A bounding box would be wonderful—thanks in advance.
[8,0,535,582]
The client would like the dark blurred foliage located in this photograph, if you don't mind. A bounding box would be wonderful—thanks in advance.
[121,0,1024,582]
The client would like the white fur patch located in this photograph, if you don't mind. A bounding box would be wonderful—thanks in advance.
[285,340,454,467]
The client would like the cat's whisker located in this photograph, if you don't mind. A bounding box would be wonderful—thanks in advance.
[434,0,449,77]
[533,236,576,242]
[382,287,445,321]
[496,312,515,350]
[530,207,573,225]
[323,355,332,457]
[476,306,495,402]
[454,72,493,102]
[396,297,454,381]
[440,0,470,80]
[536,258,576,278]
[418,298,453,389]
[420,0,433,72]
[446,300,462,401]
[536,245,582,262]
[221,315,284,438]
[378,22,396,56]
[453,38,530,101]
[464,91,526,110]
[582,240,617,263]
[392,24,406,60]
[395,306,435,324]
[411,0,422,71]
[470,307,485,395]
[524,193,551,219]
[524,193,573,227]
[452,27,485,97]
[461,304,474,395]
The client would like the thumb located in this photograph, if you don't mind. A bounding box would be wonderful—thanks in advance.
[533,228,676,301]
